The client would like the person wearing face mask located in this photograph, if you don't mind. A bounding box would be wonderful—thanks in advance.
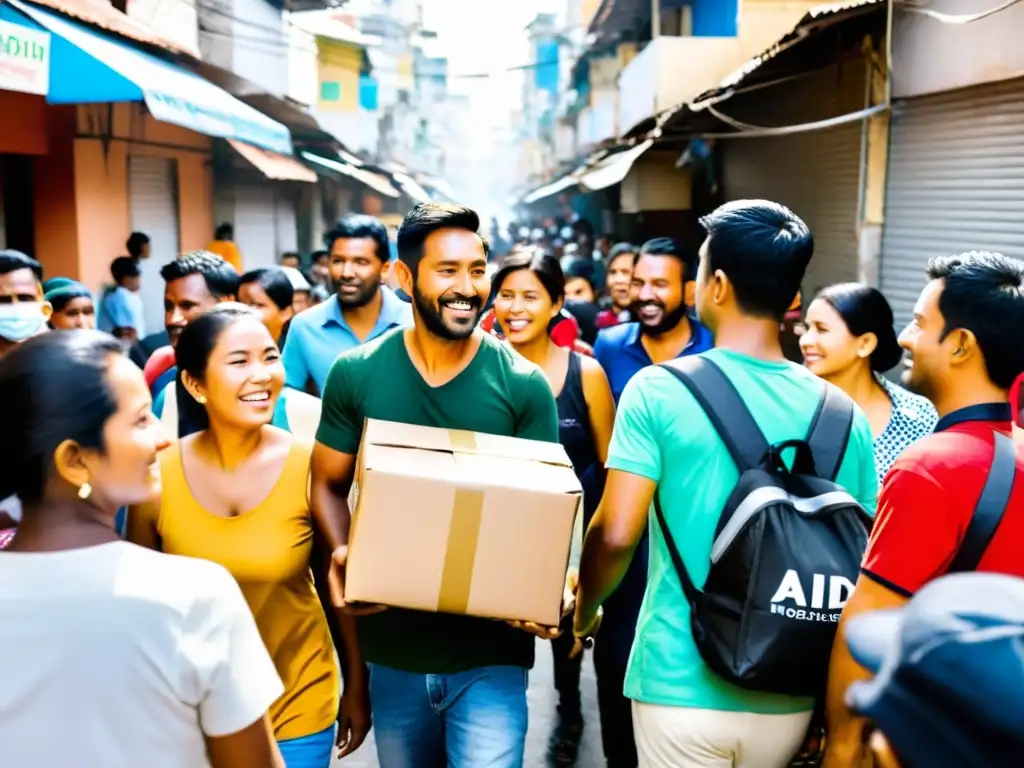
[0,250,50,360]
[491,250,616,766]
[800,283,936,480]
[0,330,287,768]
[128,305,370,768]
[0,250,51,535]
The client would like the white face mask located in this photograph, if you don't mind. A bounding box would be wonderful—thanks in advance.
[0,302,48,343]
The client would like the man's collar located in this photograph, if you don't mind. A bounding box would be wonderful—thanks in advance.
[935,402,1013,432]
[321,286,405,330]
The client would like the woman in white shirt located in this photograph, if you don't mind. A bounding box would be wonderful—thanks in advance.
[0,330,286,768]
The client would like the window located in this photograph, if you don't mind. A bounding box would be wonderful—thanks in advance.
[320,81,341,102]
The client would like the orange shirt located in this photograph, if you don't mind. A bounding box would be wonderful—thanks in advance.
[206,240,242,272]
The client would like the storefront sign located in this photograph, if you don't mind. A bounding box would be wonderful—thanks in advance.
[0,21,49,96]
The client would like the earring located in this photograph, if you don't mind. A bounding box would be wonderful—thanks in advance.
[197,395,207,404]
[78,483,92,500]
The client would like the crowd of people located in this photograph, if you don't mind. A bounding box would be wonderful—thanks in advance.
[0,198,1023,768]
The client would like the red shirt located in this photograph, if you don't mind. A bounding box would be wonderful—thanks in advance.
[862,406,1024,596]
[143,345,175,390]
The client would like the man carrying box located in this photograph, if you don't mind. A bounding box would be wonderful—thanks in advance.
[311,202,562,767]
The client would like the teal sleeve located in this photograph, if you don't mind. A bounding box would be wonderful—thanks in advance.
[514,369,559,443]
[152,383,166,418]
[606,369,663,482]
[314,356,362,454]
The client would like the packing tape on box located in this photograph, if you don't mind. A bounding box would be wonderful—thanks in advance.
[447,429,477,452]
[437,487,485,614]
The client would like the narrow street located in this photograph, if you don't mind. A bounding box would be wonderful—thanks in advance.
[335,639,606,767]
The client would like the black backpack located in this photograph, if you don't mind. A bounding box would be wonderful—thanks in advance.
[654,356,871,697]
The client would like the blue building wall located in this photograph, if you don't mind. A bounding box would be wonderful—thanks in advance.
[691,0,738,37]
[533,39,560,96]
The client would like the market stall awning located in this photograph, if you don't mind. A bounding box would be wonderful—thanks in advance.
[2,0,293,155]
[391,171,432,203]
[228,140,316,183]
[579,140,653,192]
[521,173,581,205]
[301,151,401,198]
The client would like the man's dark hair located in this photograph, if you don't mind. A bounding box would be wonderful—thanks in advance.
[926,251,1024,390]
[397,203,488,273]
[126,232,149,259]
[325,215,389,262]
[608,242,638,262]
[698,199,813,321]
[159,250,239,298]
[110,256,141,284]
[637,237,698,282]
[0,250,42,281]
[215,222,234,241]
[312,249,329,263]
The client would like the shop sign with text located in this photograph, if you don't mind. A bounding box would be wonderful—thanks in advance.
[0,21,49,96]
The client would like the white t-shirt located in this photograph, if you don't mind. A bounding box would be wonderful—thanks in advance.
[0,541,284,767]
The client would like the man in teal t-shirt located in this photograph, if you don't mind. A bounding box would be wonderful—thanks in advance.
[574,200,878,767]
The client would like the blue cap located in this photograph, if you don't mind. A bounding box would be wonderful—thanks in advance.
[845,572,1024,768]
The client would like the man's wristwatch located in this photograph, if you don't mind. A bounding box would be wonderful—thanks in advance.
[574,606,604,648]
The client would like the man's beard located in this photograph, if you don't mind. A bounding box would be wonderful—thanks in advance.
[334,275,380,309]
[412,284,482,341]
[635,300,688,338]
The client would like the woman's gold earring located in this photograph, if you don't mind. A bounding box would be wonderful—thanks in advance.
[78,483,92,500]
[197,395,207,404]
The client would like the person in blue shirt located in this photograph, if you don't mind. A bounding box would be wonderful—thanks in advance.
[281,215,412,396]
[594,237,714,403]
[98,256,145,343]
[587,236,713,768]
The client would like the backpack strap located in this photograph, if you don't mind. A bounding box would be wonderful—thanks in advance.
[805,384,855,481]
[947,431,1017,573]
[659,357,769,473]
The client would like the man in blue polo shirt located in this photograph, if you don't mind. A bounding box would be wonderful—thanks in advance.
[282,215,412,396]
[594,237,713,402]
[587,236,713,768]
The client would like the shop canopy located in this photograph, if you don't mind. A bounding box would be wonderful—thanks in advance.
[578,140,653,192]
[227,140,316,183]
[301,151,401,198]
[1,0,293,156]
[390,171,432,203]
[521,173,581,205]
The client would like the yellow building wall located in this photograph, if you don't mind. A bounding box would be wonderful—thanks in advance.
[317,39,362,112]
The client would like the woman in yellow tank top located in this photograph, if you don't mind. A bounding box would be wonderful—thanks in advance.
[128,305,370,768]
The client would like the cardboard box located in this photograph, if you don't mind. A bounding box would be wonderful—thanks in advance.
[345,419,583,626]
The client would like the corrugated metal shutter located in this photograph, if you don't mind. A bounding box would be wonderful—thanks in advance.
[721,62,866,298]
[129,155,179,336]
[234,184,277,270]
[881,78,1024,330]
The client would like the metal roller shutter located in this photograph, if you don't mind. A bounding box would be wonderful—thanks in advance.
[129,155,179,336]
[721,62,866,298]
[234,183,277,270]
[881,78,1024,331]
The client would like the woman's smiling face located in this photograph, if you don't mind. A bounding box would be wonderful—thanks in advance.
[492,268,561,346]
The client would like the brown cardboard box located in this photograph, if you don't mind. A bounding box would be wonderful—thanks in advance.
[345,418,583,626]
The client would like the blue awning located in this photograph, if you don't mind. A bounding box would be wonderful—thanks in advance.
[1,0,293,156]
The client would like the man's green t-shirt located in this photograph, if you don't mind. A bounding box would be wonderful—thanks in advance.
[316,327,559,674]
[608,348,879,714]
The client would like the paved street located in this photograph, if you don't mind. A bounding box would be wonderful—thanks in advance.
[333,639,605,767]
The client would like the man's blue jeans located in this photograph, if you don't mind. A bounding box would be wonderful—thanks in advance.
[369,662,528,768]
